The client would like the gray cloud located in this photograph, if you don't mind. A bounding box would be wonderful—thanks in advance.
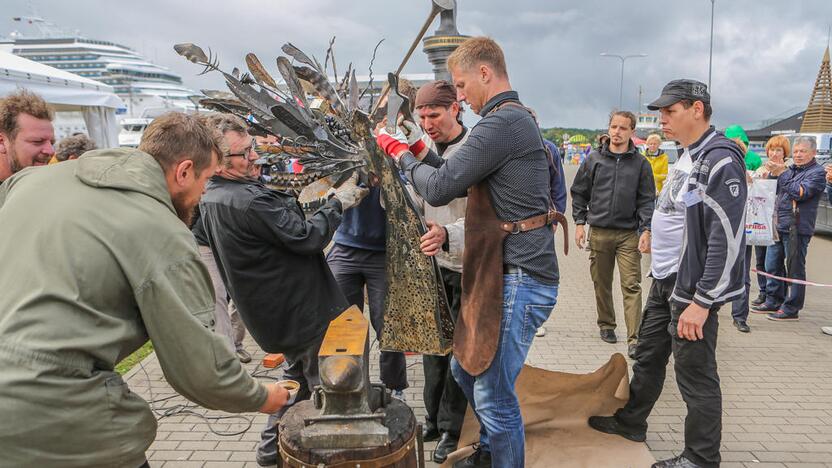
[4,0,831,129]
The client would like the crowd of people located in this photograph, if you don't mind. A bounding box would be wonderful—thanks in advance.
[0,34,829,468]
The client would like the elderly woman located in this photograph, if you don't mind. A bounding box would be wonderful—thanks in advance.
[643,133,668,193]
[54,133,97,162]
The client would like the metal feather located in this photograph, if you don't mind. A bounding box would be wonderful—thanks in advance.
[348,69,359,113]
[173,43,219,75]
[276,56,310,113]
[293,65,344,114]
[281,42,321,72]
[245,53,278,89]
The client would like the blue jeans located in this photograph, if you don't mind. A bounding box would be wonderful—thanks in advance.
[763,232,811,315]
[451,269,558,468]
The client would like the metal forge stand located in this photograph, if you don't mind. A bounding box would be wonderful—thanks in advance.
[278,306,423,467]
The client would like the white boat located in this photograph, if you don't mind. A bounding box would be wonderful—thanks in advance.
[118,117,153,148]
[1,14,200,120]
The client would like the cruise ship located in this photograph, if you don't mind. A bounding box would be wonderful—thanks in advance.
[0,14,200,119]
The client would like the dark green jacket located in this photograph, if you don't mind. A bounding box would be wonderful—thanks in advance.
[0,149,266,467]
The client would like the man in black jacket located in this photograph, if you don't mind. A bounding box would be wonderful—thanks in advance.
[571,111,655,357]
[589,80,747,468]
[198,114,368,466]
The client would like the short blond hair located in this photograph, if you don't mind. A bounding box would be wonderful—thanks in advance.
[447,36,508,78]
[646,134,662,145]
[764,135,790,158]
[138,112,222,174]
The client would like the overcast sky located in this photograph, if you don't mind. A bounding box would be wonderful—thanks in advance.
[4,0,832,129]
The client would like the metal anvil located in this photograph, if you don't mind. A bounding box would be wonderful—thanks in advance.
[300,306,390,449]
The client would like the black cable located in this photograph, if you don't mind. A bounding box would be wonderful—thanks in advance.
[138,356,285,437]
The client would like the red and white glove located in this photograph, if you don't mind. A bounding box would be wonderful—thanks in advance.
[375,127,409,160]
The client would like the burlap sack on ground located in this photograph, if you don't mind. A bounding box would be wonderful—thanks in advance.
[440,354,655,468]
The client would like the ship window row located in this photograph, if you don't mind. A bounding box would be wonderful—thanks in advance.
[52,63,106,69]
[26,54,98,61]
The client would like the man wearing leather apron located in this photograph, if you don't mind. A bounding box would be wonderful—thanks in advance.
[376,37,561,468]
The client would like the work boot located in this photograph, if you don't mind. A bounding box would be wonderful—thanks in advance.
[453,445,492,468]
[733,320,751,333]
[587,415,646,442]
[433,432,459,463]
[651,455,703,467]
[750,293,766,307]
[422,423,440,442]
[600,329,617,344]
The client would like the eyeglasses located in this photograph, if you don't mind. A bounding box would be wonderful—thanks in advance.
[226,139,256,159]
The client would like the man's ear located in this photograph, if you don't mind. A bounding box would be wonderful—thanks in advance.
[173,159,195,186]
[480,64,490,83]
[693,101,705,119]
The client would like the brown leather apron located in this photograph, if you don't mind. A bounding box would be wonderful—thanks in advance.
[455,100,569,377]
[456,182,509,376]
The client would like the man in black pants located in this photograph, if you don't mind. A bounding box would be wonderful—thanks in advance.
[588,80,747,468]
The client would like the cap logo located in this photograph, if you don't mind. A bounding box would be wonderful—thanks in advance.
[692,84,706,97]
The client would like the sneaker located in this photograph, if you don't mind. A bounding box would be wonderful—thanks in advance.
[627,344,637,359]
[600,329,617,344]
[751,302,780,313]
[750,293,767,307]
[453,444,492,468]
[651,455,703,467]
[821,326,832,336]
[767,310,799,321]
[236,348,252,363]
[733,320,751,333]
[535,326,546,337]
[393,389,406,401]
[587,415,646,442]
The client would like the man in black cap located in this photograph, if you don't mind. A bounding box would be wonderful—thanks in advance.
[588,79,747,468]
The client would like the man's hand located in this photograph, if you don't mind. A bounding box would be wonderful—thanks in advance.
[638,230,651,254]
[258,383,290,414]
[420,221,447,257]
[677,302,709,341]
[575,224,587,250]
[375,127,408,160]
[399,118,428,159]
[765,160,786,177]
[329,173,369,210]
[825,165,832,184]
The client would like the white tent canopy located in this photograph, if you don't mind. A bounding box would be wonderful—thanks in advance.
[0,50,124,147]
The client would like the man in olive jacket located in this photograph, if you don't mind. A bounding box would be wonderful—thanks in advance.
[0,113,286,468]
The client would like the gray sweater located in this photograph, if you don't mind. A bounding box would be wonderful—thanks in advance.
[399,91,558,285]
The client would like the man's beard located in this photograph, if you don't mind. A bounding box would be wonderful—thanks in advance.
[172,192,196,225]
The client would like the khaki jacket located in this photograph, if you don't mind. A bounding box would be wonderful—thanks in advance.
[0,149,266,467]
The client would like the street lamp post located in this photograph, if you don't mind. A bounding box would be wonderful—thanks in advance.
[708,0,715,91]
[600,53,648,110]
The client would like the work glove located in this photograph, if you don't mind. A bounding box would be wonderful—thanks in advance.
[400,119,426,156]
[375,127,409,160]
[328,173,369,210]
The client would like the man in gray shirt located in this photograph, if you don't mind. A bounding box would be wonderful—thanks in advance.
[375,36,558,468]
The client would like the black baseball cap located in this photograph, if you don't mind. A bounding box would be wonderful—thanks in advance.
[647,79,710,110]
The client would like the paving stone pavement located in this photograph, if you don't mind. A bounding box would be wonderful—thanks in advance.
[126,164,832,467]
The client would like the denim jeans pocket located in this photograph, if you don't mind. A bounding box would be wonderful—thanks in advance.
[521,304,553,345]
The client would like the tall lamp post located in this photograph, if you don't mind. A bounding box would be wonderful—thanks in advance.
[600,53,648,110]
[708,0,715,91]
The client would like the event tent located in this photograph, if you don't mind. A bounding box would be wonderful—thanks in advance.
[0,50,123,147]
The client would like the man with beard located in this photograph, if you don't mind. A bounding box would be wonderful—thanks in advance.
[198,114,369,466]
[0,112,288,468]
[0,89,56,182]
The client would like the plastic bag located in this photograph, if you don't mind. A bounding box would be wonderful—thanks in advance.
[745,179,777,246]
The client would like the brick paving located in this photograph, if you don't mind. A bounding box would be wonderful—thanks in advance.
[126,164,832,467]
